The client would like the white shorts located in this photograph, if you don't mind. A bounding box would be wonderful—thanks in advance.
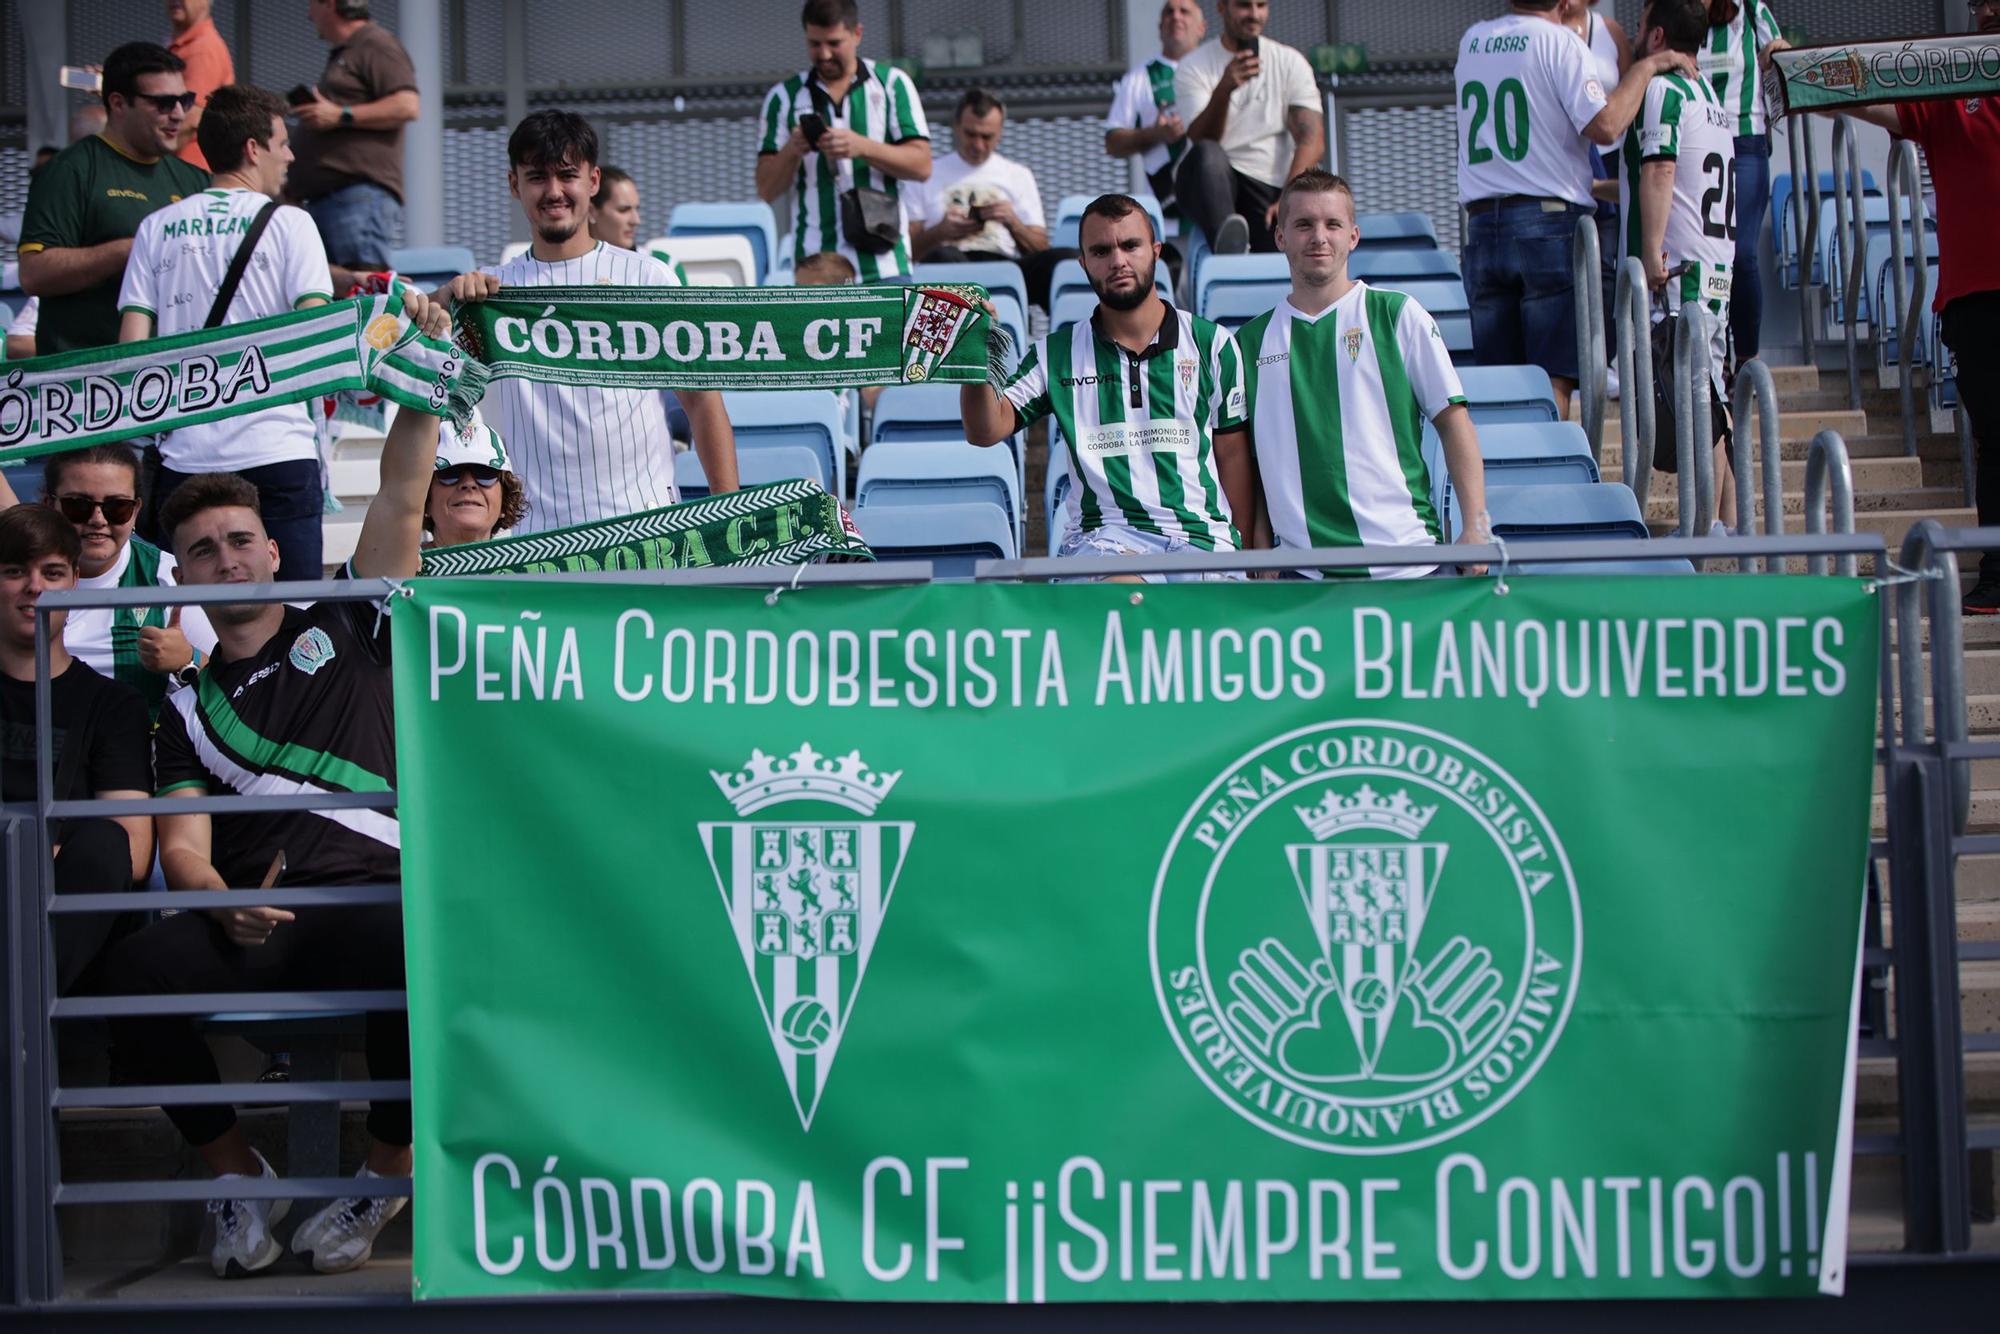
[1057,525,1244,583]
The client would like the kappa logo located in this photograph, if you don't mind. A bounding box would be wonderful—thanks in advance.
[1150,721,1581,1155]
[700,744,913,1131]
[287,626,337,675]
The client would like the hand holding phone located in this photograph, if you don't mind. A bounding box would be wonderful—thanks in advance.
[287,84,318,108]
[798,113,828,149]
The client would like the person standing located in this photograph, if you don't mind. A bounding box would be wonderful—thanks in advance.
[16,43,207,355]
[166,0,235,171]
[1699,0,1787,368]
[1105,0,1206,219]
[1455,0,1694,419]
[1174,0,1324,255]
[908,90,1073,310]
[756,0,931,282]
[289,0,419,278]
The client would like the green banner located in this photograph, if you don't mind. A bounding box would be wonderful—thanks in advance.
[1773,34,2000,112]
[394,577,1879,1302]
[416,480,871,576]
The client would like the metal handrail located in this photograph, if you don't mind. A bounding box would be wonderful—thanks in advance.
[1574,212,1607,455]
[1790,111,1821,361]
[1672,301,1717,553]
[1730,358,1787,572]
[1613,256,1656,508]
[1895,520,1970,834]
[1803,430,1857,576]
[1885,139,1931,460]
[1830,115,1867,410]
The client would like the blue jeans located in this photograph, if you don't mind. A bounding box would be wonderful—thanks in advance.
[303,180,402,269]
[1464,200,1593,382]
[153,458,325,581]
[1731,135,1772,362]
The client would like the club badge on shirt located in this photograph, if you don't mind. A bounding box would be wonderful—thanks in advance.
[1343,327,1364,362]
[289,626,338,676]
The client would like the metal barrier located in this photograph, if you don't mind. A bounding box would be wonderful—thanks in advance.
[1898,523,1974,837]
[1790,110,1822,362]
[1672,300,1717,552]
[1803,430,1857,576]
[1574,212,1607,457]
[1830,115,1868,411]
[1885,139,1931,462]
[1613,256,1656,506]
[1730,358,1788,572]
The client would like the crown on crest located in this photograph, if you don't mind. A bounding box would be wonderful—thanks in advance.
[1294,784,1437,840]
[710,743,901,817]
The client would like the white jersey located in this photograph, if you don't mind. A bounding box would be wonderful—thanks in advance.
[1700,0,1783,137]
[63,538,217,704]
[481,242,683,534]
[1585,10,1625,155]
[117,188,333,472]
[1106,55,1185,183]
[1455,12,1611,208]
[1620,71,1735,371]
[1238,283,1466,579]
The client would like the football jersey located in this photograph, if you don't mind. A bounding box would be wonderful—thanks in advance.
[1699,0,1783,137]
[1620,71,1735,369]
[1455,12,1610,208]
[480,241,682,534]
[1239,283,1466,579]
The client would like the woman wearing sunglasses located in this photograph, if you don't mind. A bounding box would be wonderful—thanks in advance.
[425,418,527,549]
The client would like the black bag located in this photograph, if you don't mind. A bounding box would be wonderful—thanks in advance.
[1648,312,1728,475]
[808,81,901,256]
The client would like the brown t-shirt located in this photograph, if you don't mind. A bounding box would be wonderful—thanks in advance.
[289,21,419,204]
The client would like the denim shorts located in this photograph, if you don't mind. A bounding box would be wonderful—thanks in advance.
[302,180,403,269]
[1057,525,1243,583]
[1463,200,1593,382]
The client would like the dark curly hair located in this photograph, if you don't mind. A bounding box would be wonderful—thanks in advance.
[423,470,528,540]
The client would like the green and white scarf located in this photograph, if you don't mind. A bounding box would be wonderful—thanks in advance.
[1773,35,2000,113]
[454,283,1009,391]
[0,291,485,463]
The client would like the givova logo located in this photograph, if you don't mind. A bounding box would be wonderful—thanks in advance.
[1150,721,1581,1154]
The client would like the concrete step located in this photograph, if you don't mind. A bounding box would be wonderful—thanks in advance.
[1594,406,1869,446]
[1643,485,1961,525]
[1649,504,1975,543]
[1874,754,2000,796]
[1957,855,2000,903]
[1857,1050,2000,1115]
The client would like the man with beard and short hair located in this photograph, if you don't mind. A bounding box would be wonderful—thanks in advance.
[961,193,1254,579]
[439,110,738,533]
[1105,0,1206,219]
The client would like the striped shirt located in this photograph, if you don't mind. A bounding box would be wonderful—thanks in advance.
[1700,1,1783,138]
[1004,304,1248,551]
[759,59,929,281]
[479,242,681,534]
[1239,283,1466,579]
[1620,72,1734,373]
[1106,56,1186,199]
[65,538,216,722]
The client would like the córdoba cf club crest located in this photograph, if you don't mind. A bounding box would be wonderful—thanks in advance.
[700,744,912,1130]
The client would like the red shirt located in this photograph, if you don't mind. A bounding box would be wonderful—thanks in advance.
[1898,95,2000,310]
[168,16,235,172]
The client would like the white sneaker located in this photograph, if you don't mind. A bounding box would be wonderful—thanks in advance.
[1214,213,1250,255]
[290,1165,409,1274]
[208,1149,291,1278]
[1605,363,1621,400]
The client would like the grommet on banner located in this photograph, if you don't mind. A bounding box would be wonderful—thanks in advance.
[372,579,410,636]
[1490,533,1511,597]
[1129,590,1144,606]
[1862,559,1944,595]
[765,560,810,607]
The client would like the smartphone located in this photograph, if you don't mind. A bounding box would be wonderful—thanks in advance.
[968,204,989,223]
[1248,36,1262,62]
[59,65,101,92]
[798,113,828,147]
[286,83,317,107]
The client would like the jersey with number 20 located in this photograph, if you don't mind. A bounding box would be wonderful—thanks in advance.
[1454,12,1610,209]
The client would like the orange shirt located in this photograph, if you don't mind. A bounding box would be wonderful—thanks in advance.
[169,16,235,171]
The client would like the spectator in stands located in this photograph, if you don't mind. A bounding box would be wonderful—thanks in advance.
[1621,0,1737,529]
[119,84,336,582]
[589,165,644,251]
[289,0,419,285]
[1563,0,1629,391]
[17,43,208,355]
[1841,0,2000,612]
[756,0,931,283]
[425,420,526,548]
[1105,0,1206,221]
[961,194,1253,579]
[0,505,154,995]
[441,110,739,533]
[166,0,235,171]
[793,250,881,416]
[1174,0,1324,255]
[91,291,455,1279]
[6,109,114,360]
[909,89,1076,311]
[1456,1,1693,420]
[1238,171,1489,577]
[1700,0,1788,372]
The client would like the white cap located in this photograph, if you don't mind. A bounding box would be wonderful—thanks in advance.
[434,418,509,474]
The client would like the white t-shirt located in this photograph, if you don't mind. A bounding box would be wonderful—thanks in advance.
[481,242,683,534]
[117,188,333,472]
[1455,13,1610,208]
[7,296,35,341]
[63,539,218,679]
[912,150,1046,259]
[1174,38,1320,189]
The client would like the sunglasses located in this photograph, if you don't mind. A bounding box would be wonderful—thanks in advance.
[133,91,198,114]
[434,465,502,488]
[55,494,139,526]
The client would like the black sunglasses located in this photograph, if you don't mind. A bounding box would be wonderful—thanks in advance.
[133,91,198,114]
[434,465,502,488]
[55,494,139,526]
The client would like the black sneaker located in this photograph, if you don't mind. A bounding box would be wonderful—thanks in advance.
[1964,581,2000,615]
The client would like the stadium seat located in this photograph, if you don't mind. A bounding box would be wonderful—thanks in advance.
[1196,253,1289,322]
[856,440,1023,541]
[1514,557,1696,575]
[855,501,1016,576]
[1438,421,1600,540]
[911,260,1029,335]
[872,383,1023,537]
[1399,278,1475,361]
[669,201,780,283]
[1200,285,1279,330]
[388,245,477,289]
[1455,365,1559,423]
[674,442,826,499]
[717,390,848,500]
[1046,450,1074,556]
[1774,172,1882,287]
[1052,193,1167,249]
[646,234,757,286]
[1350,250,1460,282]
[1353,211,1438,250]
[1050,291,1096,331]
[1048,258,1170,313]
[1484,482,1650,543]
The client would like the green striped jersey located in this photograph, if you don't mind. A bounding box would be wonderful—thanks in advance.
[1004,305,1248,551]
[759,59,929,282]
[1106,56,1186,180]
[1239,283,1466,578]
[1620,71,1735,368]
[1699,1,1783,137]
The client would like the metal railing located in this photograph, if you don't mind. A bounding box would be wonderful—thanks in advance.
[1804,430,1857,577]
[1731,358,1787,572]
[1789,109,1822,362]
[1885,139,1931,462]
[1574,212,1607,456]
[1830,115,1868,411]
[1672,300,1718,555]
[1613,256,1657,505]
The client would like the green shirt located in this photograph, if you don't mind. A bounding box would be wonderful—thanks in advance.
[17,135,208,355]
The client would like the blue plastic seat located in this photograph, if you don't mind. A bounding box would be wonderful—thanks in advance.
[855,501,1016,576]
[716,390,848,501]
[1195,253,1289,322]
[871,383,972,446]
[1398,278,1474,360]
[669,201,779,284]
[1200,285,1281,331]
[912,260,1028,323]
[1485,482,1650,542]
[1353,211,1438,249]
[1351,250,1460,282]
[389,245,477,289]
[856,440,1021,538]
[1439,422,1600,539]
[1050,291,1096,331]
[1514,557,1696,575]
[1455,364,1559,423]
[675,442,826,499]
[1053,193,1167,249]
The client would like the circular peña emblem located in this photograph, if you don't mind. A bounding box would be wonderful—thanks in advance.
[1150,721,1581,1155]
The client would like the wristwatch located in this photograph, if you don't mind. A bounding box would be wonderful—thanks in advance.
[339,105,354,128]
[170,662,201,690]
